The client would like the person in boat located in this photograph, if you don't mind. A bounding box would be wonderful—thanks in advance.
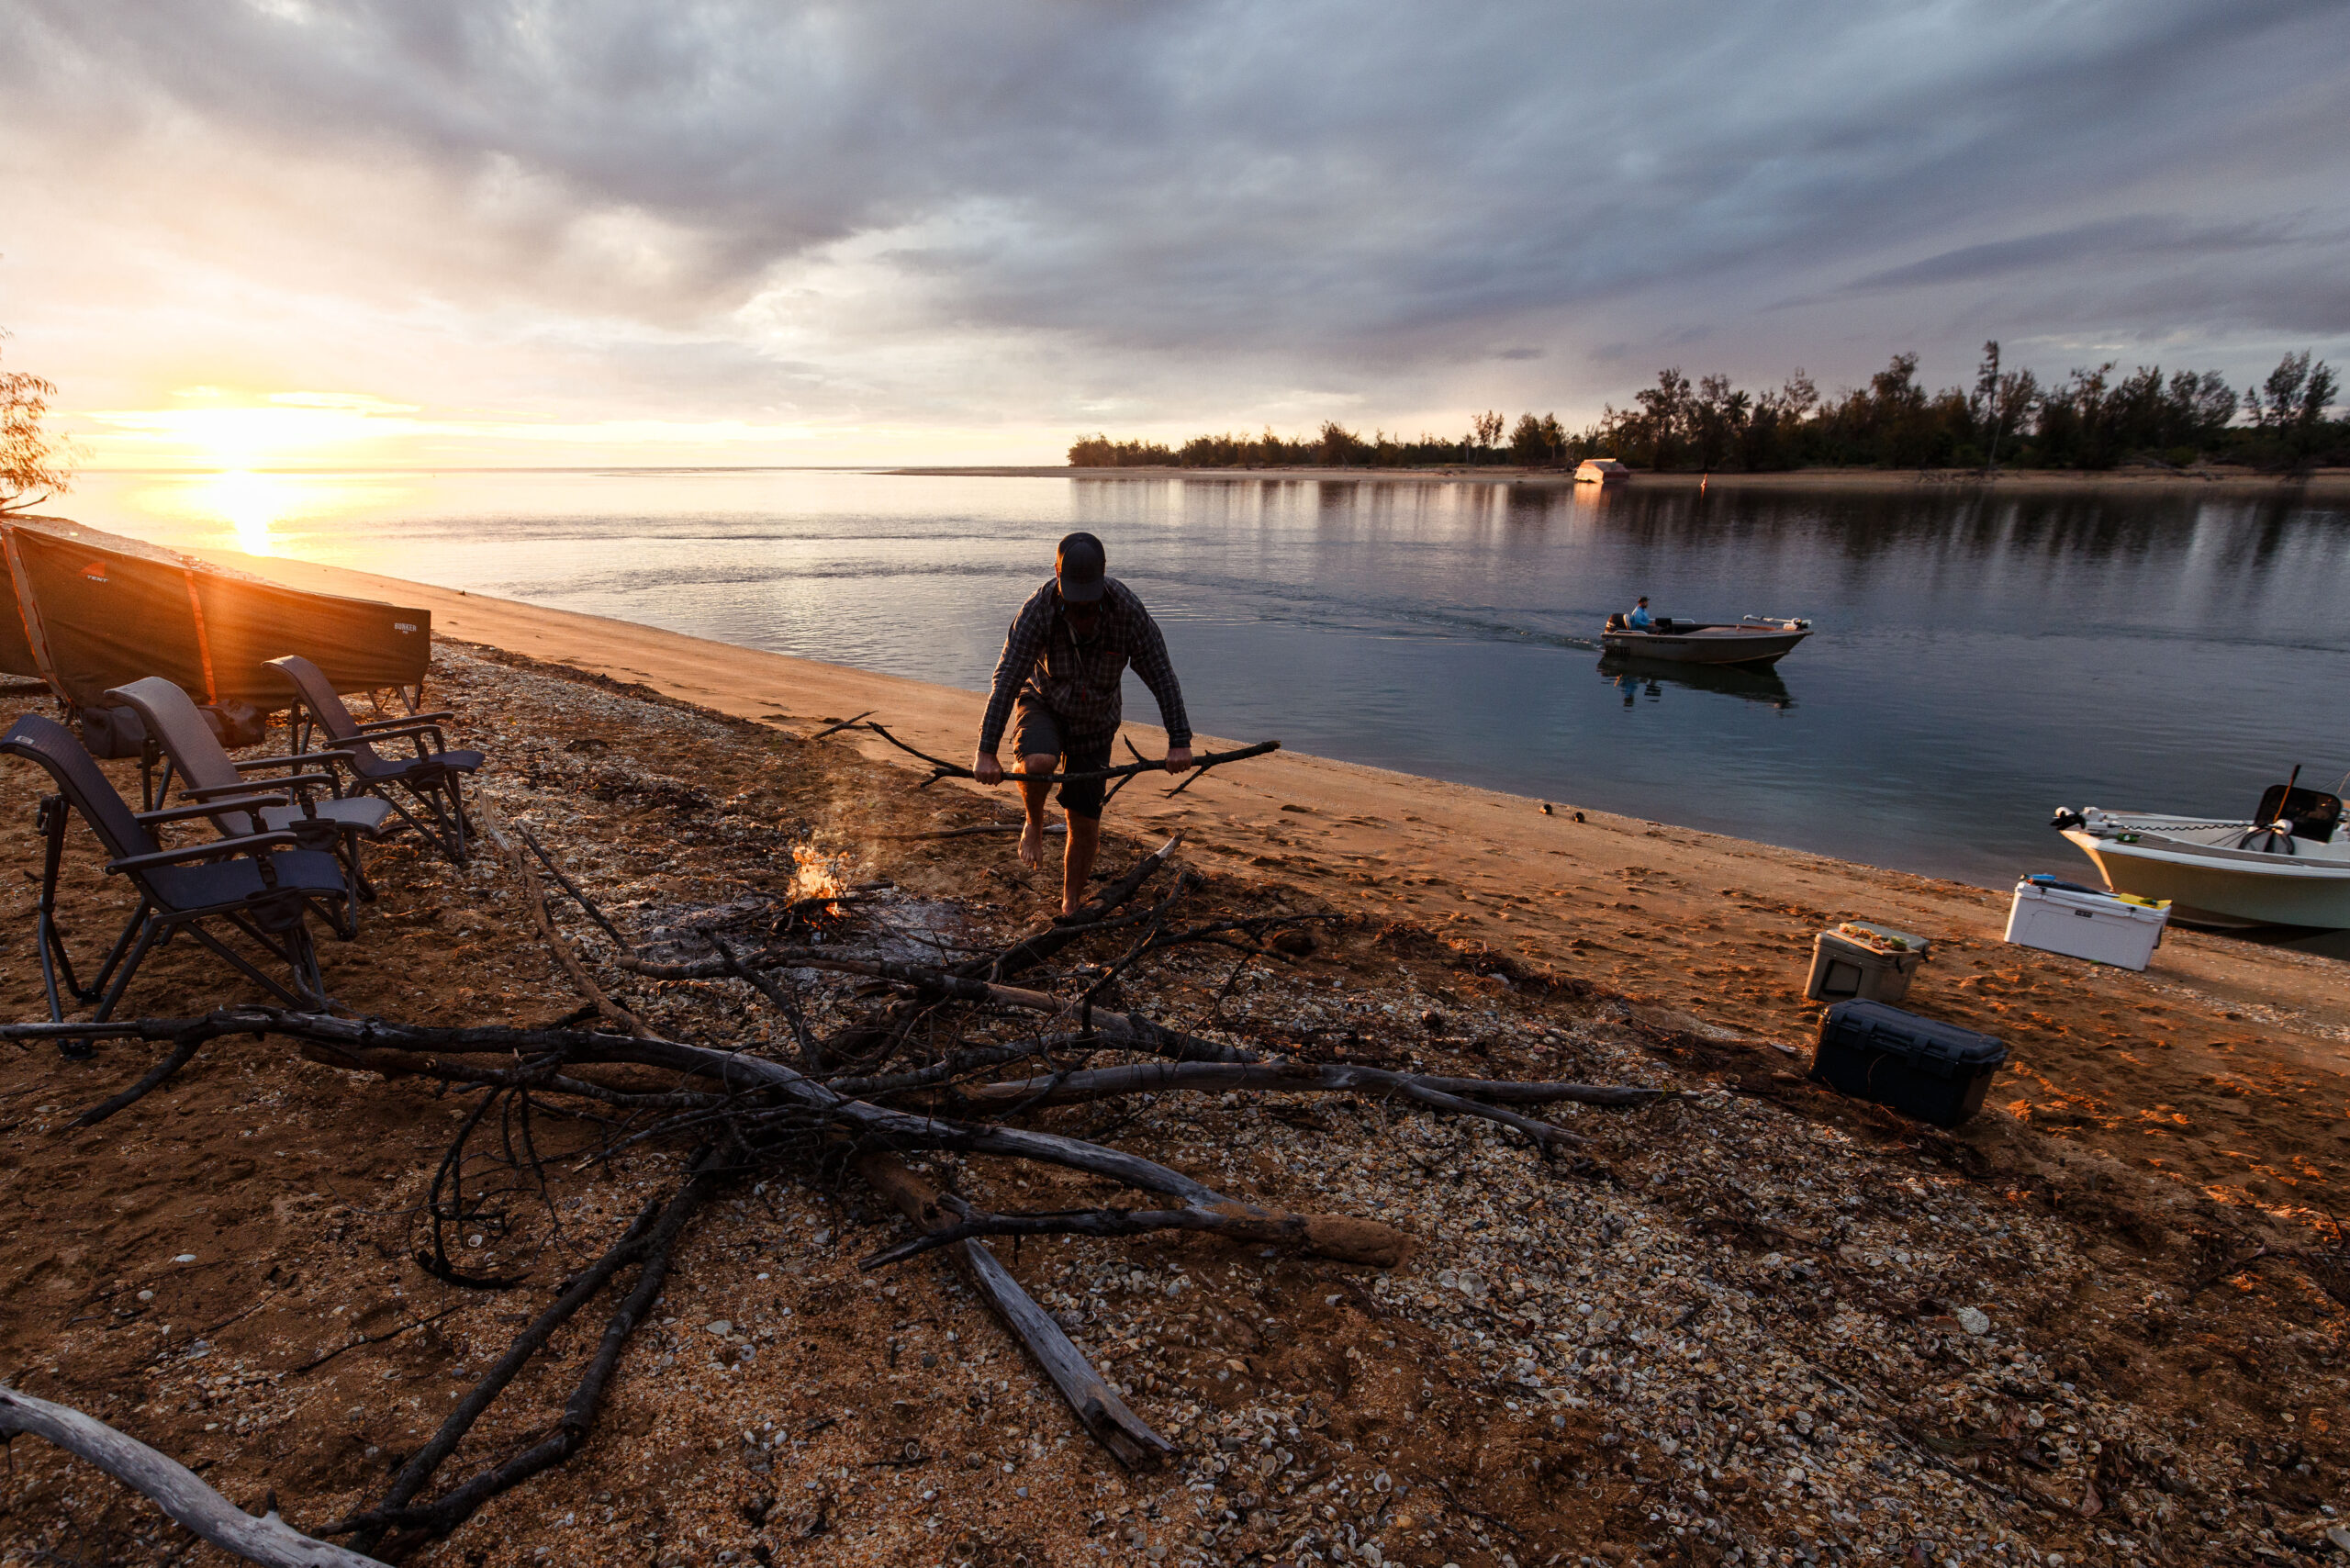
[1627,597,1653,630]
[972,532,1194,914]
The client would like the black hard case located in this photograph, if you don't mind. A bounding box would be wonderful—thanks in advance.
[1809,1000,2007,1129]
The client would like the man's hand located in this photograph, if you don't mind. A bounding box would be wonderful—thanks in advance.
[973,751,1004,786]
[1164,745,1195,775]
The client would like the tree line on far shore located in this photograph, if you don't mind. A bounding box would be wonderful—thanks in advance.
[1069,345,2345,474]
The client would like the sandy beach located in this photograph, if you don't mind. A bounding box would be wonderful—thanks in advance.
[195,546,2350,1193]
[2,546,2345,1567]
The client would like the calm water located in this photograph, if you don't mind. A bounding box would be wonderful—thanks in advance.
[62,467,2350,892]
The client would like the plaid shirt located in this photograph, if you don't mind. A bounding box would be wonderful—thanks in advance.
[979,577,1192,753]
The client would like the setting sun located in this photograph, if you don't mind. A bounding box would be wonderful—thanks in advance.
[86,390,423,472]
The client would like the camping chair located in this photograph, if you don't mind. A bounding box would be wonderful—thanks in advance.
[106,676,394,937]
[267,655,484,866]
[1,714,351,1031]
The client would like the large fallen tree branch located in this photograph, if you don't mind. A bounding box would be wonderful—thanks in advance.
[0,802,1663,1557]
[0,1383,387,1568]
[856,1151,1173,1470]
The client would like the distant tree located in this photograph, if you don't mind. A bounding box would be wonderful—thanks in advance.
[1632,368,1693,469]
[1506,411,1568,465]
[1466,409,1504,464]
[1316,421,1367,466]
[1691,375,1750,470]
[1969,341,2040,470]
[0,333,73,513]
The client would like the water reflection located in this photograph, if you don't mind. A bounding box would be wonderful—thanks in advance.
[1598,654,1795,710]
[125,470,420,559]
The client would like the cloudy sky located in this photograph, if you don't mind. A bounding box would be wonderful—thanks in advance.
[1,0,2344,467]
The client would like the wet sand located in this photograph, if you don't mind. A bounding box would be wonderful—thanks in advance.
[200,545,2350,1221]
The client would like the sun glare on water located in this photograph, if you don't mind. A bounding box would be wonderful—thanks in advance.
[196,468,292,554]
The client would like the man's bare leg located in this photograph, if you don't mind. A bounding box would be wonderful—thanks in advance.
[1060,811,1102,916]
[1015,752,1058,869]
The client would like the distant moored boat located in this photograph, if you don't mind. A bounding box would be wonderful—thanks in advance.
[1574,457,1631,485]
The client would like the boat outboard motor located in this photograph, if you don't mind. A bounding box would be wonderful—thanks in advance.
[2255,780,2342,844]
[2049,807,2087,832]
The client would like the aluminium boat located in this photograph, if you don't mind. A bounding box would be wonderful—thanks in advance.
[1598,614,1811,668]
[2052,773,2350,929]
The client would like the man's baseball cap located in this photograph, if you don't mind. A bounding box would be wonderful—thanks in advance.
[1056,532,1108,604]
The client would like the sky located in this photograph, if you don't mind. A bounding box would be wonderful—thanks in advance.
[1,0,2344,470]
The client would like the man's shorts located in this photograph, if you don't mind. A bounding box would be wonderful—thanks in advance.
[1011,700,1113,820]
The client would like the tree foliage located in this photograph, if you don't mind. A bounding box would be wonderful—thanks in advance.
[1071,347,2344,473]
[0,333,73,513]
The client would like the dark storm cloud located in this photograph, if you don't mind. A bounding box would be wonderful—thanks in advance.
[3,0,2344,414]
[1845,218,2322,294]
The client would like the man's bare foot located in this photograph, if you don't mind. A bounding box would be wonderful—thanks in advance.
[1017,819,1046,868]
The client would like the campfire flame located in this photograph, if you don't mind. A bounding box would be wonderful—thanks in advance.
[788,846,851,911]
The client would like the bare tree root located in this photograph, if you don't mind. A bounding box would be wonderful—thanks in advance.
[335,1155,715,1556]
[856,1151,1174,1470]
[0,1383,388,1568]
[67,1015,267,1126]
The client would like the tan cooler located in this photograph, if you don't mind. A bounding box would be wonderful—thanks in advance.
[1805,921,1930,1004]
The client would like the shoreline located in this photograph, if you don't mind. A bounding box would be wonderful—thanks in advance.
[196,544,2350,1050]
[897,463,2350,497]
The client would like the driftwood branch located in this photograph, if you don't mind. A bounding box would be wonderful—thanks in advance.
[856,1152,1173,1470]
[0,1383,387,1568]
[939,1059,1636,1146]
[341,1156,714,1551]
[475,797,644,1036]
[514,823,628,949]
[860,722,1277,792]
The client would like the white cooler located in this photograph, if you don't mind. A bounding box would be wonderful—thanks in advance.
[2004,879,2169,969]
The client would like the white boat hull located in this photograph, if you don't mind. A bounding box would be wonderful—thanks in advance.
[2062,823,2350,929]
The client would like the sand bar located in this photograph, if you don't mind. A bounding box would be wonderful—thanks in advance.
[199,543,2350,1213]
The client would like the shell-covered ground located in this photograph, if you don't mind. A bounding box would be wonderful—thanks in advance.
[0,644,2344,1568]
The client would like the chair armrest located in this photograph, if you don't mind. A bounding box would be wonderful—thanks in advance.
[137,792,293,824]
[352,722,449,751]
[233,751,357,771]
[357,710,454,729]
[184,771,340,800]
[107,829,302,875]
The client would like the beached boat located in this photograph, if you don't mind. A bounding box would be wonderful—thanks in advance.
[1574,458,1631,485]
[2052,775,2350,928]
[1599,615,1811,667]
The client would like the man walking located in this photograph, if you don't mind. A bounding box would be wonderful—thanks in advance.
[973,532,1193,914]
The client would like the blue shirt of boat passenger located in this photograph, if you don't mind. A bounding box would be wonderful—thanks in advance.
[1627,603,1652,629]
